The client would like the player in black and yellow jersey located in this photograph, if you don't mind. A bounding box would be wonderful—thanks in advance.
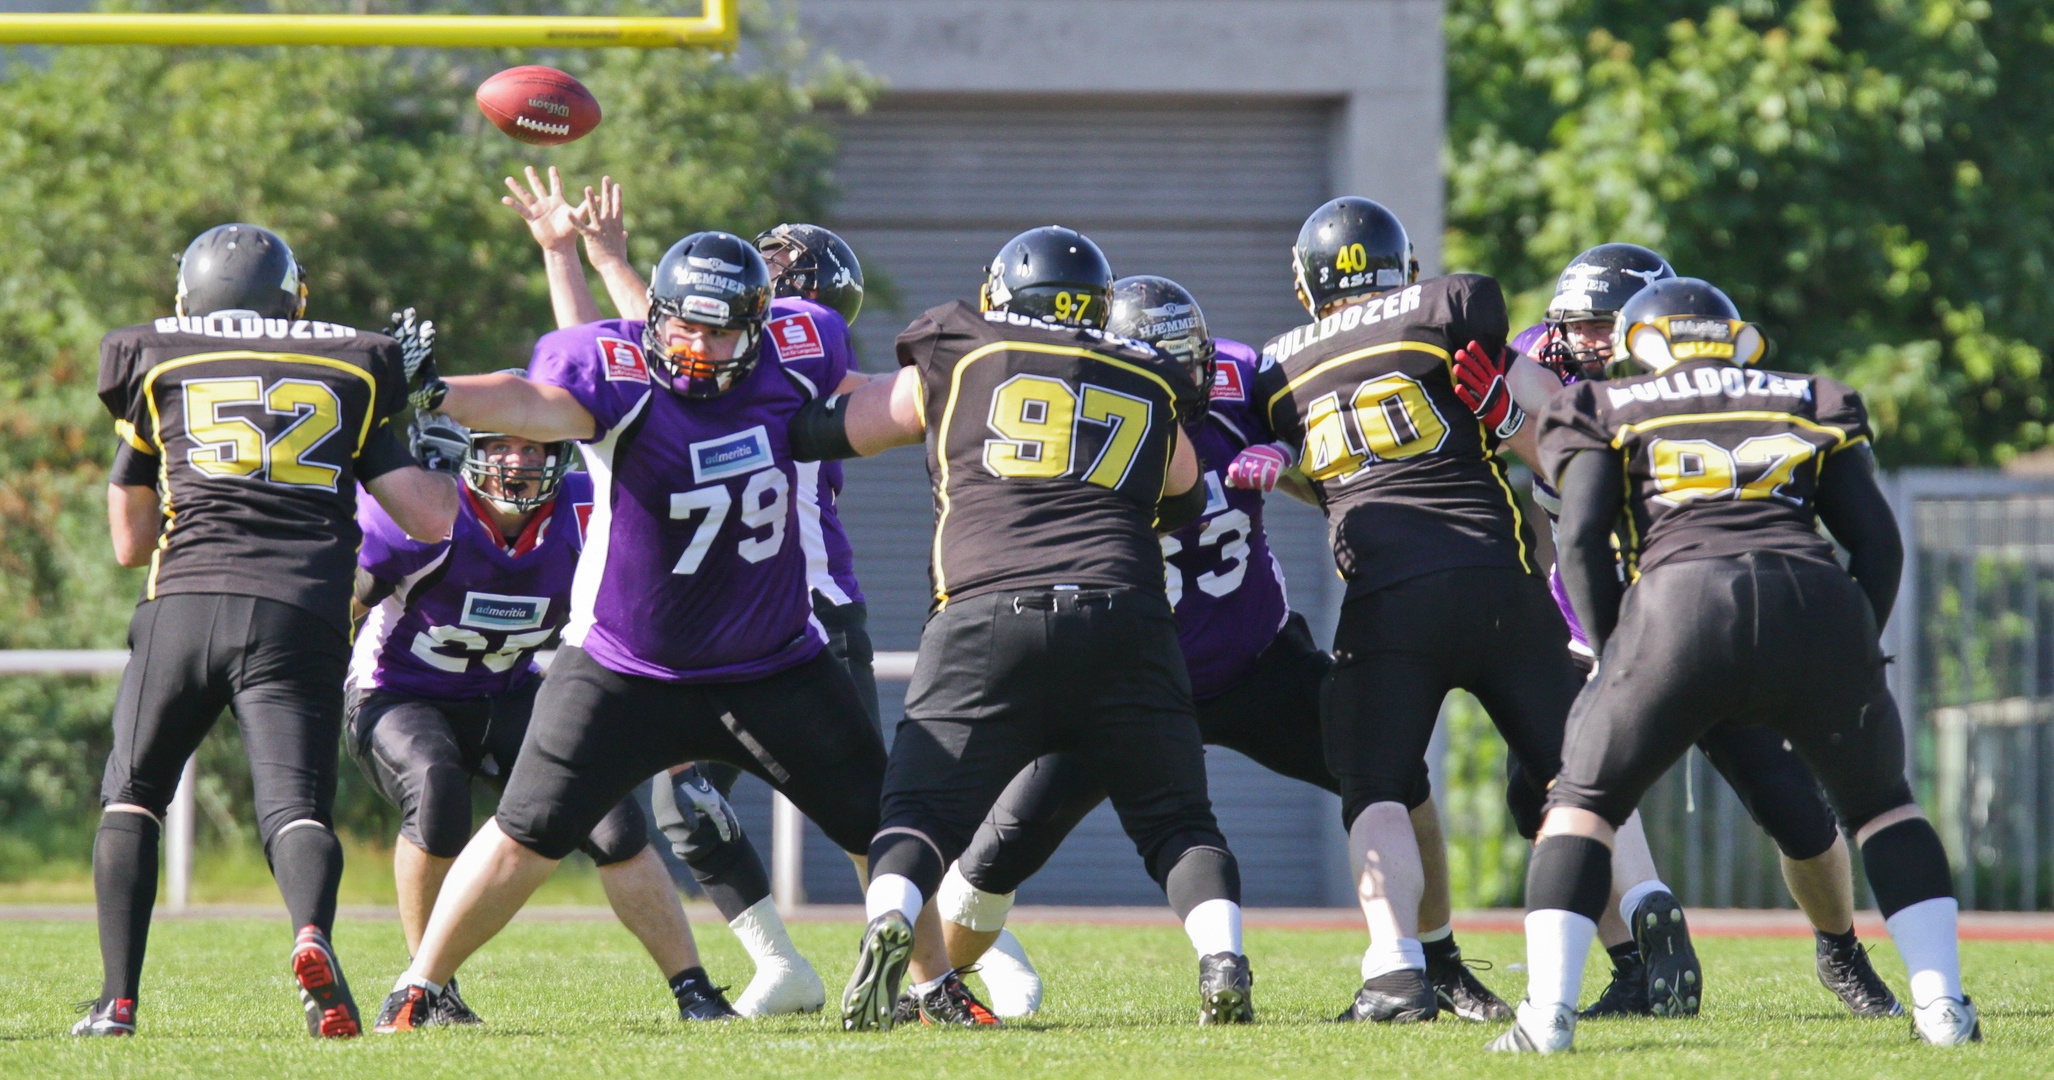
[788,226,1252,1031]
[1494,277,1976,1052]
[1243,197,1588,1023]
[76,225,457,1039]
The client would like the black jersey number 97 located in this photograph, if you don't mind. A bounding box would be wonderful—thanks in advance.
[983,373,1154,490]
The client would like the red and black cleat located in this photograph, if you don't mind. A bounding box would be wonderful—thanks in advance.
[290,925,362,1038]
[916,970,1002,1027]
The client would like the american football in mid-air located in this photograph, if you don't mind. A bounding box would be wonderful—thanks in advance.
[475,65,602,146]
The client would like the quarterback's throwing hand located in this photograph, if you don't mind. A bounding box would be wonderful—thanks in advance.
[1225,442,1293,492]
[1452,339,1526,440]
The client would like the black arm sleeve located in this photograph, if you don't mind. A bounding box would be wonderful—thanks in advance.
[355,420,417,482]
[1156,480,1207,534]
[111,440,161,488]
[354,566,396,609]
[787,393,860,462]
[1814,443,1903,629]
[1556,449,1628,655]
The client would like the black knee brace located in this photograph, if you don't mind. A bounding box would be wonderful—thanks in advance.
[1141,825,1231,891]
[410,760,475,858]
[581,800,651,867]
[1163,845,1240,919]
[1859,816,1955,918]
[1525,834,1612,921]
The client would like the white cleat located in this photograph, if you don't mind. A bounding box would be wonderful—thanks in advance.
[1912,996,1982,1045]
[978,928,1043,1017]
[732,956,826,1017]
[1485,999,1577,1054]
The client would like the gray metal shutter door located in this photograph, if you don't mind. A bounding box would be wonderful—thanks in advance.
[757,97,1352,906]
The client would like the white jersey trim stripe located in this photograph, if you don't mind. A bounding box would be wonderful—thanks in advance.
[563,392,652,650]
[793,460,852,606]
[348,546,453,688]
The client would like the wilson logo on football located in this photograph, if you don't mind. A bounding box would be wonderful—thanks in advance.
[598,337,649,382]
[770,313,826,361]
[1210,361,1246,402]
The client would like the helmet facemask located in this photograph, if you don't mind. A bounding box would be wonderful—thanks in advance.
[462,432,575,514]
[642,297,763,398]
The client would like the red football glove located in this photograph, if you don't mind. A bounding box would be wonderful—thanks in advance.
[1225,442,1294,492]
[1452,339,1526,440]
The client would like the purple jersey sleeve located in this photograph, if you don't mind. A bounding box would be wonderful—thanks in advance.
[528,320,657,441]
[356,484,450,585]
[763,297,851,399]
[1511,322,1550,358]
[1202,339,1274,447]
[770,297,865,606]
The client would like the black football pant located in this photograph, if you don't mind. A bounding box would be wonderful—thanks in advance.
[1325,566,1581,835]
[874,587,1238,919]
[653,595,877,918]
[495,645,884,861]
[347,681,648,865]
[96,593,350,1001]
[957,612,1357,896]
[1549,553,1915,834]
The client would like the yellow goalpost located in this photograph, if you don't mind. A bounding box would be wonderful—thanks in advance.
[0,0,736,49]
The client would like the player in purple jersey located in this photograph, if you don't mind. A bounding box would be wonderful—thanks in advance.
[499,171,887,1014]
[1497,244,1900,1019]
[349,410,738,1022]
[374,230,891,1033]
[931,277,1510,1023]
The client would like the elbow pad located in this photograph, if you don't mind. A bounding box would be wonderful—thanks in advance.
[788,393,859,462]
[1157,481,1208,533]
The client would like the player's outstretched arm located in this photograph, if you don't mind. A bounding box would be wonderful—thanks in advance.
[364,466,459,543]
[573,176,651,323]
[1555,448,1628,653]
[1815,443,1903,629]
[1156,429,1206,533]
[504,166,605,330]
[106,484,160,568]
[788,367,923,460]
[439,371,598,444]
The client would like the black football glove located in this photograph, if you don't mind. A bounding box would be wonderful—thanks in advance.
[387,307,446,412]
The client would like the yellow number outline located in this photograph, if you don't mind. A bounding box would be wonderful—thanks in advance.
[983,373,1077,479]
[1353,372,1449,462]
[182,376,267,477]
[1078,385,1153,488]
[1648,431,1820,506]
[264,378,344,489]
[1732,432,1816,502]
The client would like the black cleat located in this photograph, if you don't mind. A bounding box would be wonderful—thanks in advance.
[1629,891,1701,1017]
[290,926,361,1038]
[373,984,445,1033]
[70,998,136,1036]
[841,911,914,1032]
[1579,953,1652,1018]
[892,992,919,1025]
[1817,938,1903,1017]
[1197,952,1254,1025]
[1426,949,1512,1022]
[917,970,1001,1026]
[433,976,483,1025]
[1332,968,1438,1023]
[672,971,740,1021]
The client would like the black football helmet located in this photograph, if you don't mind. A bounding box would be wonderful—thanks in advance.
[176,224,306,320]
[754,223,865,324]
[1291,197,1418,316]
[1609,277,1765,378]
[1107,275,1216,418]
[644,232,773,398]
[979,226,1113,328]
[1539,243,1675,379]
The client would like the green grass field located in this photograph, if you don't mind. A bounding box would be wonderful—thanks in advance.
[2,918,2048,1079]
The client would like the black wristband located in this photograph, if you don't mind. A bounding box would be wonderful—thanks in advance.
[788,393,860,462]
[1157,480,1208,533]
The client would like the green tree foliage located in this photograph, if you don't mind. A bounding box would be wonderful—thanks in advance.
[1448,0,2052,466]
[0,0,868,868]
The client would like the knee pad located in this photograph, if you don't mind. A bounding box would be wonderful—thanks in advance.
[1524,834,1612,921]
[405,762,476,859]
[1859,816,1954,918]
[581,798,651,868]
[1162,845,1241,918]
[937,862,1016,932]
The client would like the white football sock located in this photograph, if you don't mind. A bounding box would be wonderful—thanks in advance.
[1524,909,1599,1012]
[1885,896,1963,1008]
[910,971,950,997]
[393,970,444,996]
[1361,937,1426,980]
[864,872,924,927]
[1617,879,1673,924]
[1182,898,1243,957]
[729,894,803,965]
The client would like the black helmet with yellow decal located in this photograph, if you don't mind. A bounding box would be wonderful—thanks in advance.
[1608,277,1766,378]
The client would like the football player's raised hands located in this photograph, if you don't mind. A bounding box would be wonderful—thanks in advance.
[572,175,630,269]
[502,165,584,253]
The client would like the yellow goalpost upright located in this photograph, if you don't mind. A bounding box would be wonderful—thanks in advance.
[0,0,736,49]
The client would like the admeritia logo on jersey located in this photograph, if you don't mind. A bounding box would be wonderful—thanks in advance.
[459,592,550,632]
[690,425,774,483]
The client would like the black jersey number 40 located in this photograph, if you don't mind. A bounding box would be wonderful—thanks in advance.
[1301,371,1450,481]
[983,373,1154,489]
